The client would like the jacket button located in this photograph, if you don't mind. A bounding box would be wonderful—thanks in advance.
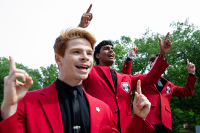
[116,97,118,99]
[115,110,118,113]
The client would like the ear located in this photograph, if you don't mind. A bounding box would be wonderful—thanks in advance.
[55,54,62,67]
[95,53,100,59]
[149,61,153,67]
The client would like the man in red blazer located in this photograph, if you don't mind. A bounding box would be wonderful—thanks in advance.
[0,28,154,133]
[78,5,172,133]
[122,54,197,132]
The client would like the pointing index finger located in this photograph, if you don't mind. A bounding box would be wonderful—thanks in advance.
[137,80,142,94]
[187,59,190,65]
[9,56,16,71]
[164,32,170,41]
[86,4,92,13]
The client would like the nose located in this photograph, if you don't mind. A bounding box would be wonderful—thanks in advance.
[80,52,89,61]
[109,47,114,52]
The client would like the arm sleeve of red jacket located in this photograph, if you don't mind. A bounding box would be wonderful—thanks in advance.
[0,98,26,133]
[108,109,154,133]
[125,114,154,133]
[172,75,197,97]
[130,57,169,91]
[122,60,132,75]
[0,111,18,133]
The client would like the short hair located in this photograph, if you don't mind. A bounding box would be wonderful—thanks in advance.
[94,40,113,65]
[149,54,159,62]
[54,28,96,57]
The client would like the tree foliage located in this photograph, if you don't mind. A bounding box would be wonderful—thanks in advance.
[40,64,59,88]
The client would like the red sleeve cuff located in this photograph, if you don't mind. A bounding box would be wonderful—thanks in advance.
[125,114,154,133]
[0,111,17,133]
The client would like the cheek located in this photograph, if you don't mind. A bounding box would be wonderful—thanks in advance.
[64,58,74,70]
[89,56,93,63]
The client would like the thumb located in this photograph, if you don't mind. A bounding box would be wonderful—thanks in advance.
[133,92,139,106]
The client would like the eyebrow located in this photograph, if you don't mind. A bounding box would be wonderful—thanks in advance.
[70,47,93,52]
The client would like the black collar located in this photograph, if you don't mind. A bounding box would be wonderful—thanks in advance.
[55,78,83,97]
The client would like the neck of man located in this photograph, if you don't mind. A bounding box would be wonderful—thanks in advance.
[58,75,82,87]
[99,61,113,69]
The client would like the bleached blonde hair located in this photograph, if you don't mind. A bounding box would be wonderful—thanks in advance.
[54,28,96,57]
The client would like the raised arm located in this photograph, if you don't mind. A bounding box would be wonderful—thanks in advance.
[122,43,138,75]
[187,59,195,75]
[172,59,197,96]
[78,4,93,28]
[136,32,172,88]
[1,56,33,120]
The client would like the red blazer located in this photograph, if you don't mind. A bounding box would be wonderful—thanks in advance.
[83,58,168,133]
[0,82,154,133]
[122,61,197,130]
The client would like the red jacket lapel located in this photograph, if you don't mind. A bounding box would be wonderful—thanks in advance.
[84,90,101,132]
[98,65,116,93]
[38,82,64,133]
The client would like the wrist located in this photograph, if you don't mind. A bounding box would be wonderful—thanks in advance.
[158,54,166,60]
[127,56,133,59]
[1,101,18,119]
[189,72,195,75]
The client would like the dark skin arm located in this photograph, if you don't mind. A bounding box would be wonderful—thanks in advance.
[158,32,172,60]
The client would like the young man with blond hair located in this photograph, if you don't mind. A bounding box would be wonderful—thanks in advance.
[0,28,154,133]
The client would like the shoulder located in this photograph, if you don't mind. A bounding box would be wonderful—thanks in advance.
[22,82,56,101]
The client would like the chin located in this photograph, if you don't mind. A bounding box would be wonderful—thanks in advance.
[77,74,89,80]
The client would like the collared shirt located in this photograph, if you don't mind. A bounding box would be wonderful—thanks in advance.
[55,78,90,133]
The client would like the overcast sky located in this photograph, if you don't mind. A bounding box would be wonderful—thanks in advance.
[0,0,199,70]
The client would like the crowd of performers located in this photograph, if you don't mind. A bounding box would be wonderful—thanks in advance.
[0,4,197,133]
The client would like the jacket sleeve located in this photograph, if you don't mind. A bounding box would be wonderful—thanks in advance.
[125,115,154,133]
[130,57,169,90]
[122,60,132,75]
[172,75,197,97]
[0,98,27,133]
[0,111,18,133]
[108,109,154,133]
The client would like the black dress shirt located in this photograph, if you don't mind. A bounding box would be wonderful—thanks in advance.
[55,78,90,133]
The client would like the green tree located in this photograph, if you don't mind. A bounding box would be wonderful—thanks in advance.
[112,36,132,73]
[40,64,59,88]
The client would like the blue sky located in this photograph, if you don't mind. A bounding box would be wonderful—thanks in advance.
[0,0,199,69]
